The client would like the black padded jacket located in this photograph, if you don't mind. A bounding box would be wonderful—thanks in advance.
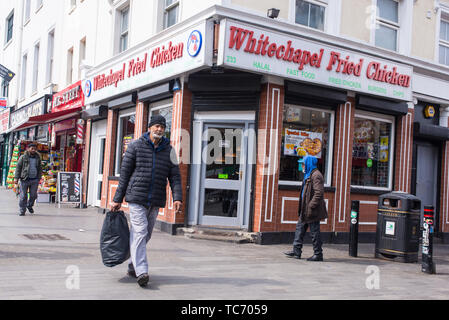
[112,133,182,208]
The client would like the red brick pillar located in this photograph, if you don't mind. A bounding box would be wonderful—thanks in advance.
[134,101,149,139]
[100,109,118,209]
[253,83,284,233]
[394,106,414,193]
[81,119,92,206]
[331,97,355,233]
[158,86,192,227]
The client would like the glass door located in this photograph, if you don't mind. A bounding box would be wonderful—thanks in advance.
[199,124,248,227]
[95,136,106,207]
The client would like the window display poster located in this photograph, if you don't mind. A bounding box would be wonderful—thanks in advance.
[380,136,389,163]
[284,129,323,159]
[286,106,301,122]
[122,135,133,157]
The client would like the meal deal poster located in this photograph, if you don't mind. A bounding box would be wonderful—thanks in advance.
[284,129,323,159]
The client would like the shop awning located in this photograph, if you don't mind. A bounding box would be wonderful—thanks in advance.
[414,122,449,141]
[6,107,82,133]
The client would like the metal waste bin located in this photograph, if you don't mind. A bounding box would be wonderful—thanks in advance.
[375,192,421,263]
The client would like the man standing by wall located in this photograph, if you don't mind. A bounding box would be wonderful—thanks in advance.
[111,115,182,288]
[14,143,42,216]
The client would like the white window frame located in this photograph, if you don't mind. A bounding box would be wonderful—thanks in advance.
[46,29,55,85]
[20,53,28,100]
[36,0,43,13]
[78,37,86,80]
[32,42,40,94]
[67,47,74,85]
[163,0,180,30]
[438,17,449,66]
[24,0,31,25]
[372,0,400,52]
[278,104,335,187]
[351,110,395,191]
[115,108,136,177]
[119,6,129,53]
[5,10,14,45]
[290,0,328,32]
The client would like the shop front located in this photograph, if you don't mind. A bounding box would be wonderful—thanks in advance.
[0,107,10,185]
[81,8,449,242]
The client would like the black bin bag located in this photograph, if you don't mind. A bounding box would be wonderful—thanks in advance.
[100,211,130,267]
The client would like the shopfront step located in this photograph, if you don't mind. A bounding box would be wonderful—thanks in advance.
[176,226,257,244]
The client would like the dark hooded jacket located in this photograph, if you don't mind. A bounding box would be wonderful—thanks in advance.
[113,133,182,208]
[15,151,42,181]
[298,156,328,224]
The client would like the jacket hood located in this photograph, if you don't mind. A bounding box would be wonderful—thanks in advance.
[303,156,318,181]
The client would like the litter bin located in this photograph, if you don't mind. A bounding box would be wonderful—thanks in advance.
[375,192,421,263]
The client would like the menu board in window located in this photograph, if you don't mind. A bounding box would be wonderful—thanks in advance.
[284,129,323,159]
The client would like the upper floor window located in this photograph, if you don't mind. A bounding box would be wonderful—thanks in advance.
[439,18,449,66]
[119,6,129,53]
[36,0,43,11]
[5,11,14,44]
[24,0,31,23]
[295,0,326,31]
[375,0,399,51]
[164,0,179,29]
[1,80,9,98]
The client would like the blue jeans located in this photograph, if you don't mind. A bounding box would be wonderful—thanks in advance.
[127,203,160,277]
[19,179,40,212]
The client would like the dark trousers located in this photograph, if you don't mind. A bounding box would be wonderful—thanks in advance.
[292,220,323,256]
[19,179,40,212]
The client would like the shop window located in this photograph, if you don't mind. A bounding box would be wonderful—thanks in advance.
[115,113,135,175]
[295,0,326,31]
[164,0,179,29]
[279,105,334,185]
[439,19,449,66]
[375,0,399,51]
[149,104,172,140]
[351,112,394,189]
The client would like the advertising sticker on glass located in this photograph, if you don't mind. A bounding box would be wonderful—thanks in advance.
[284,129,323,159]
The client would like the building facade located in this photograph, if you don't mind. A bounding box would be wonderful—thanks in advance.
[2,0,449,243]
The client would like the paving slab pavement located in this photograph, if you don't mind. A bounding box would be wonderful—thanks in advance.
[0,187,448,300]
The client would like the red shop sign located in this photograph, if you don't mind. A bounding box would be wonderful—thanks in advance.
[52,81,85,113]
[55,118,76,132]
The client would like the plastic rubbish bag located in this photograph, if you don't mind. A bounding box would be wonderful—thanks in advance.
[100,210,130,267]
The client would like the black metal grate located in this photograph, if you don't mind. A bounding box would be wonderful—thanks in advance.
[20,234,70,241]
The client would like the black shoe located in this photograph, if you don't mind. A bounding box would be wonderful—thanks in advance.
[27,207,34,214]
[19,212,25,216]
[127,269,137,278]
[284,251,301,259]
[307,254,323,261]
[137,273,149,287]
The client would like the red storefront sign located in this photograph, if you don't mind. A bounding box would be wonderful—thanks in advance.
[52,81,85,113]
[54,118,77,132]
[0,108,10,134]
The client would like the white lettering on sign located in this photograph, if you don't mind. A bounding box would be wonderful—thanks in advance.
[10,100,44,128]
[218,19,413,101]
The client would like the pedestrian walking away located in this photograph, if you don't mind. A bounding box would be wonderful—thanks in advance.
[111,114,183,287]
[14,143,42,216]
[284,155,328,261]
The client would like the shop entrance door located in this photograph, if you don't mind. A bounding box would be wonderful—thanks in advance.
[198,122,254,228]
[94,136,106,207]
[413,142,439,229]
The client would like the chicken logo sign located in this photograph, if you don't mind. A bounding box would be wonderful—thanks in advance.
[187,30,202,57]
[84,80,92,98]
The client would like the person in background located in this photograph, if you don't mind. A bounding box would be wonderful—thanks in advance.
[111,115,182,288]
[14,143,42,216]
[284,155,328,261]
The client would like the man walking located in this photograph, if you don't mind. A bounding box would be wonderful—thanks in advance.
[111,115,182,287]
[284,155,328,261]
[14,143,42,216]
